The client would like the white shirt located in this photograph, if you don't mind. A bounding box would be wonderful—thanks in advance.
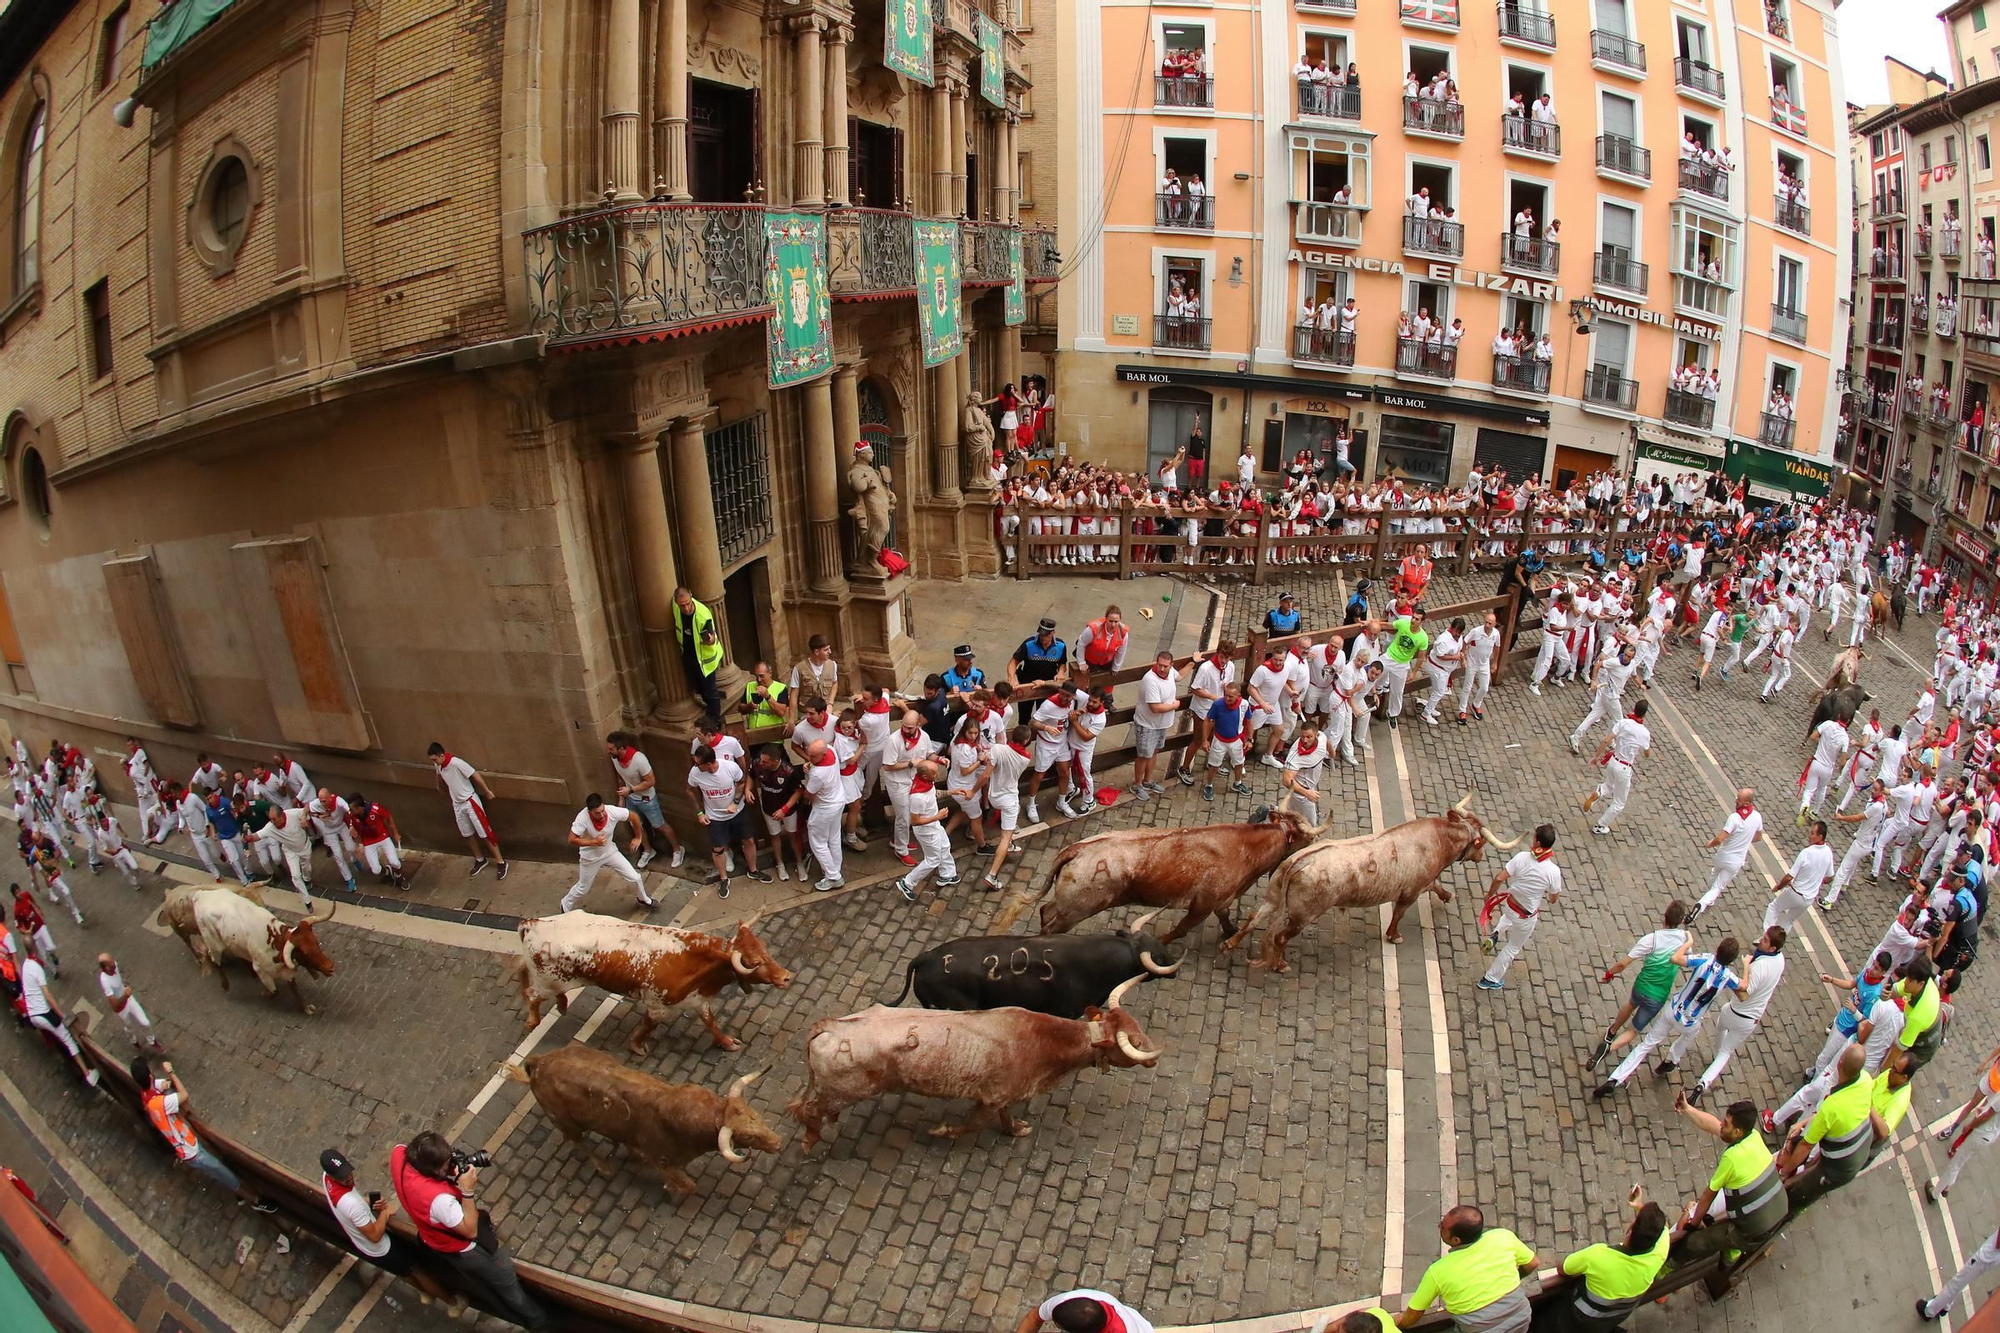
[1607,717,1650,766]
[189,762,224,794]
[1594,658,1637,700]
[880,729,937,789]
[436,755,482,805]
[692,734,747,769]
[1811,719,1851,769]
[1283,735,1328,788]
[1191,657,1236,703]
[327,1179,392,1259]
[804,755,847,807]
[97,963,133,1010]
[1462,625,1501,666]
[569,803,634,860]
[1715,808,1763,862]
[178,791,212,836]
[1039,1292,1155,1333]
[986,743,1033,804]
[19,957,50,1016]
[1851,796,1890,842]
[687,759,746,820]
[1501,849,1563,913]
[1248,663,1290,713]
[1136,669,1178,729]
[1876,736,1910,786]
[1862,996,1905,1071]
[611,748,655,793]
[1784,842,1835,899]
[267,805,313,854]
[1728,950,1788,1023]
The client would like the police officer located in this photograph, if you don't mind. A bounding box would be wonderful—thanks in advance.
[1264,592,1303,638]
[940,645,985,696]
[1008,617,1070,724]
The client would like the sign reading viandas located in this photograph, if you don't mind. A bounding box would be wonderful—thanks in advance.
[884,0,934,86]
[1724,439,1832,500]
[763,212,832,388]
[915,218,962,366]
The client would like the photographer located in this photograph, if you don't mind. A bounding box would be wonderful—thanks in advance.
[390,1131,548,1329]
[319,1149,451,1305]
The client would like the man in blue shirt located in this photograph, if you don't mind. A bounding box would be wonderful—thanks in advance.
[1595,937,1742,1101]
[1264,593,1303,637]
[1767,950,1894,1134]
[941,646,986,696]
[205,790,254,887]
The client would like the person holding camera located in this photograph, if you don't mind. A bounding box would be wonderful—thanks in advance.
[390,1131,548,1328]
[319,1148,452,1304]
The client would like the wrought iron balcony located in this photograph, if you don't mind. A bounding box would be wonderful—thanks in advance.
[1500,233,1559,276]
[1596,134,1651,181]
[1866,319,1904,349]
[1663,388,1715,429]
[1395,335,1458,381]
[1297,80,1362,121]
[1403,213,1466,259]
[1026,229,1060,281]
[1502,116,1560,159]
[1774,193,1809,235]
[1591,30,1647,75]
[1942,229,1964,261]
[1296,201,1361,244]
[1870,254,1906,281]
[1759,413,1796,449]
[827,207,915,297]
[522,201,767,345]
[1864,393,1899,425]
[1496,4,1555,49]
[1582,366,1639,411]
[1156,314,1212,351]
[1492,356,1551,395]
[1594,249,1649,295]
[962,219,1012,284]
[1156,193,1215,230]
[1916,232,1933,260]
[1675,57,1725,102]
[1404,96,1466,138]
[1678,158,1729,201]
[1293,325,1357,367]
[1771,303,1807,343]
[1872,188,1906,218]
[1156,75,1215,109]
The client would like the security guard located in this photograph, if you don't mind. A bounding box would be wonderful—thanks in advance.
[1670,1096,1789,1264]
[1380,611,1428,730]
[739,662,789,732]
[1895,956,1945,1074]
[1777,1045,1875,1211]
[1264,592,1303,638]
[1537,1199,1671,1332]
[1008,617,1069,724]
[671,585,725,717]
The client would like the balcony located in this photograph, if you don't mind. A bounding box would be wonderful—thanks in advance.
[1663,387,1716,430]
[1759,413,1796,449]
[1500,232,1559,277]
[1395,335,1458,381]
[1596,134,1652,183]
[1591,30,1647,76]
[1872,188,1906,219]
[1293,325,1357,368]
[1866,319,1904,349]
[1942,229,1964,262]
[1404,213,1466,259]
[1025,229,1060,281]
[1770,94,1807,137]
[1864,393,1899,425]
[1298,0,1358,11]
[1870,254,1906,282]
[1404,96,1466,139]
[1968,329,2000,361]
[1297,81,1362,122]
[1400,0,1461,31]
[1916,232,1933,260]
[1674,57,1726,104]
[1156,75,1214,110]
[961,219,1011,284]
[827,207,916,297]
[1496,4,1555,49]
[1775,194,1809,236]
[1156,193,1215,231]
[522,201,767,346]
[1677,158,1729,202]
[1594,249,1649,295]
[1673,275,1728,320]
[1296,201,1361,245]
[1583,366,1640,412]
[1492,356,1551,395]
[1155,314,1212,352]
[1771,302,1807,344]
[1502,116,1560,160]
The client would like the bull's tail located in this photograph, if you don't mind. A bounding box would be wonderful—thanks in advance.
[994,839,1088,931]
[887,959,918,1007]
[499,1060,531,1085]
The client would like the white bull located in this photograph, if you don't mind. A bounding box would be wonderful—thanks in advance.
[158,886,337,1013]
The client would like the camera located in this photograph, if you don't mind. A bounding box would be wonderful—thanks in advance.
[447,1147,492,1181]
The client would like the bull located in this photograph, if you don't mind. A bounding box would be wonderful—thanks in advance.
[887,914,1180,1018]
[511,911,792,1056]
[501,1049,779,1197]
[1807,682,1870,743]
[994,810,1322,941]
[1223,796,1518,970]
[788,977,1163,1147]
[157,882,266,967]
[156,886,336,1013]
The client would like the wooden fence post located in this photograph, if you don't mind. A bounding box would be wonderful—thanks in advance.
[1371,512,1391,577]
[1014,505,1029,580]
[1252,510,1270,587]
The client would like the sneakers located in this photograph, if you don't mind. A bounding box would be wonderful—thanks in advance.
[1473,706,1485,720]
[1926,1180,1947,1205]
[715,877,730,899]
[1655,1060,1678,1076]
[1387,717,1400,730]
[1026,803,1041,825]
[983,873,1005,891]
[669,847,686,869]
[1568,737,1581,756]
[1528,683,1542,697]
[936,876,960,887]
[1476,977,1503,991]
[1759,1109,1778,1135]
[470,857,489,877]
[894,850,917,867]
[636,847,657,870]
[1203,784,1215,802]
[1684,903,1707,927]
[1456,712,1469,726]
[1592,1080,1618,1101]
[84,1068,101,1088]
[1133,786,1154,802]
[1260,754,1284,769]
[893,877,916,902]
[638,895,660,911]
[1178,770,1197,787]
[844,833,867,852]
[1917,1299,1942,1322]
[1230,781,1252,795]
[814,877,842,892]
[1684,1085,1706,1107]
[1591,826,1610,835]
[496,861,510,881]
[250,1200,279,1214]
[1585,1036,1613,1071]
[1056,796,1077,818]
[776,861,790,882]
[1423,713,1438,726]
[750,870,773,884]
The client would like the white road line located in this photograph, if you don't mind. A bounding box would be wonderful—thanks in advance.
[451,1002,571,1134]
[278,1255,356,1333]
[332,1271,393,1333]
[1365,742,1405,1298]
[1390,729,1459,1212]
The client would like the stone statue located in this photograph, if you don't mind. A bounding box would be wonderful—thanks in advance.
[846,441,896,561]
[962,392,995,456]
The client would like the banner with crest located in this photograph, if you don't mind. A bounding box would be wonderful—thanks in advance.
[1004,230,1026,326]
[913,218,962,366]
[885,0,934,86]
[978,13,1005,107]
[764,212,833,388]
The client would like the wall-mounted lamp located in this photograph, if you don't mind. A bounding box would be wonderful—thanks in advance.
[1568,298,1594,336]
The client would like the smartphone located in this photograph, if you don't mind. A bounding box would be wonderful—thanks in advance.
[368,1191,382,1208]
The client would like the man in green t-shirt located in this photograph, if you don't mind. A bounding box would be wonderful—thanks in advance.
[1380,613,1430,732]
[1720,603,1753,681]
[1671,1096,1789,1263]
[1587,901,1691,1071]
[1396,1205,1537,1329]
[1549,1200,1671,1331]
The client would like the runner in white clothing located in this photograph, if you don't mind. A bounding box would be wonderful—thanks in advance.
[92,812,141,889]
[1419,619,1465,725]
[1799,718,1850,819]
[426,743,509,879]
[1569,641,1638,753]
[97,953,164,1053]
[1478,826,1563,990]
[1833,711,1887,811]
[1455,611,1502,722]
[1824,781,1889,907]
[1279,724,1328,823]
[1692,790,1764,920]
[1583,700,1652,833]
[980,730,1036,890]
[1684,926,1787,1103]
[1766,823,1834,934]
[558,795,654,912]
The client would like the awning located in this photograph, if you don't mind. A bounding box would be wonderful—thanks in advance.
[1636,440,1722,472]
[143,0,243,71]
[1722,438,1832,501]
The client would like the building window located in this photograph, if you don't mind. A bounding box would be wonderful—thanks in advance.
[209,159,250,250]
[18,444,50,536]
[1981,135,1993,171]
[1017,152,1033,209]
[13,101,45,295]
[1979,5,1990,32]
[96,6,129,92]
[188,142,262,276]
[1921,142,1933,172]
[1948,136,1960,164]
[704,414,774,567]
[84,279,112,379]
[1289,130,1370,241]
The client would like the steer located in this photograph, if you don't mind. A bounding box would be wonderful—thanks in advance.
[788,977,1163,1147]
[157,882,266,968]
[1806,681,1870,744]
[502,1049,780,1197]
[157,887,337,1013]
[888,914,1180,1018]
[994,810,1322,941]
[512,911,792,1056]
[1223,796,1518,969]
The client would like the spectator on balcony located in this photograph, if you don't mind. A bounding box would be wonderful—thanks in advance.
[1529,94,1557,151]
[1700,250,1723,284]
[1915,219,1933,252]
[1967,402,1986,453]
[1445,318,1466,356]
[1511,206,1536,262]
[1397,310,1414,342]
[1159,168,1184,225]
[1871,241,1888,277]
[1339,297,1360,343]
[1505,91,1526,120]
[1410,307,1433,345]
[1976,231,1995,276]
[1493,327,1520,366]
[1431,203,1457,248]
[1185,173,1208,223]
[1534,332,1554,366]
[1700,368,1721,401]
[1543,218,1561,248]
[1679,131,1703,162]
[1407,185,1431,224]
[1315,296,1341,357]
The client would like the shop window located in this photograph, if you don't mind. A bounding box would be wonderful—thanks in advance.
[1376,413,1453,487]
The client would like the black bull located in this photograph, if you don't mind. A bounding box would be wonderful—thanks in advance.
[889,924,1181,1019]
[1807,682,1870,741]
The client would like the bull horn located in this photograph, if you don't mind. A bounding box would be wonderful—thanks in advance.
[1304,819,1331,838]
[1139,950,1179,977]
[304,900,336,926]
[1128,908,1165,934]
[727,1070,764,1100]
[1485,830,1524,850]
[730,948,754,977]
[1453,793,1474,813]
[1115,1031,1162,1065]
[716,1127,746,1164]
[1106,975,1144,1010]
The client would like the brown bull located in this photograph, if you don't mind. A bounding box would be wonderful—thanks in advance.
[1223,797,1517,970]
[994,810,1322,941]
[787,977,1163,1147]
[502,1049,780,1197]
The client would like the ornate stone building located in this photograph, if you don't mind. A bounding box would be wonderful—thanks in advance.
[0,0,1048,847]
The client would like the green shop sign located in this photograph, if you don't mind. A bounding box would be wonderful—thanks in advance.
[1636,442,1718,473]
[1722,439,1831,500]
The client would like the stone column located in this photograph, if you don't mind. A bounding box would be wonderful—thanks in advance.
[793,15,826,207]
[668,416,744,696]
[950,83,969,216]
[652,0,689,199]
[618,435,698,722]
[602,0,643,201]
[931,360,962,500]
[823,25,851,207]
[832,364,863,455]
[990,114,1011,223]
[1004,112,1020,223]
[930,84,953,215]
[801,376,847,597]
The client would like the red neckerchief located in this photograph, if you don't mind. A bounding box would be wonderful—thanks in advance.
[1627,712,1644,722]
[435,753,455,769]
[617,746,638,765]
[1008,741,1031,757]
[1735,803,1755,818]
[588,808,608,830]
[813,749,837,767]
[911,776,935,794]
[325,1173,354,1208]
[866,697,893,715]
[900,728,923,749]
[1294,738,1318,756]
[1532,846,1555,862]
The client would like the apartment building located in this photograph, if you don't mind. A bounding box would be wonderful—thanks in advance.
[1056,0,1850,498]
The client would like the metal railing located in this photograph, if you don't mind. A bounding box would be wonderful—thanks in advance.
[1942,229,1964,260]
[1775,193,1809,235]
[1156,193,1215,230]
[1500,233,1559,275]
[1582,365,1639,410]
[1591,30,1647,73]
[1491,356,1551,394]
[1502,116,1561,157]
[1403,213,1466,258]
[1026,228,1060,280]
[827,207,915,296]
[1404,96,1466,137]
[1297,80,1362,120]
[706,413,775,566]
[1395,334,1459,379]
[1496,4,1555,46]
[1675,57,1725,100]
[1771,303,1807,343]
[962,219,1012,283]
[1594,249,1649,294]
[1872,188,1906,217]
[1156,74,1215,108]
[1870,255,1906,280]
[1867,318,1904,348]
[1155,314,1212,350]
[522,201,767,344]
[1916,232,1934,259]
[1297,0,1359,11]
[1758,412,1796,449]
[1663,387,1716,429]
[1293,324,1357,366]
[1863,393,1899,425]
[1678,158,1729,200]
[1297,201,1361,243]
[1596,134,1651,180]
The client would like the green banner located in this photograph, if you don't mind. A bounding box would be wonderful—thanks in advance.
[1635,442,1718,472]
[978,13,1006,107]
[1004,230,1026,326]
[763,212,833,388]
[915,218,962,366]
[1723,439,1832,500]
[885,0,935,86]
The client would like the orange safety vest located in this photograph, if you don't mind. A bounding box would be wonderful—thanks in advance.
[144,1089,200,1161]
[1083,618,1129,668]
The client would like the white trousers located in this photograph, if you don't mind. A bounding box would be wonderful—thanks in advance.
[884,784,913,855]
[1764,887,1816,935]
[1742,631,1774,666]
[1800,759,1836,813]
[249,835,283,872]
[110,998,157,1049]
[1569,693,1623,748]
[1482,910,1537,985]
[1531,633,1572,685]
[1699,854,1747,909]
[187,832,221,879]
[1697,1008,1760,1091]
[1635,639,1660,684]
[28,1011,80,1057]
[1610,1013,1705,1084]
[216,835,251,884]
[1324,702,1356,762]
[283,847,316,905]
[560,850,648,912]
[1457,660,1492,713]
[1922,1230,2000,1318]
[808,801,845,883]
[314,823,357,878]
[1381,659,1410,718]
[1835,761,1877,810]
[1593,760,1634,829]
[1939,1117,2000,1193]
[107,847,139,885]
[1420,664,1454,720]
[360,838,403,874]
[1721,638,1745,674]
[1826,831,1879,903]
[1875,817,1922,875]
[907,823,956,889]
[1774,1034,1854,1129]
[1761,657,1793,697]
